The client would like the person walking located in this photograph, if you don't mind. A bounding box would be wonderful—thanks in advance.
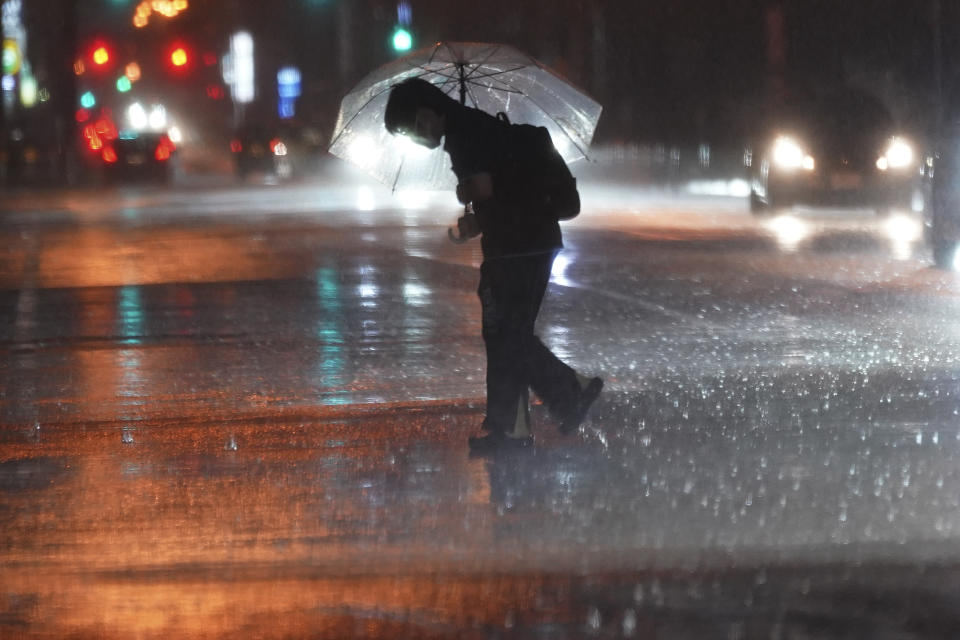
[384,78,602,452]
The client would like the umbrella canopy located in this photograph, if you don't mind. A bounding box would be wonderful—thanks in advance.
[328,41,603,190]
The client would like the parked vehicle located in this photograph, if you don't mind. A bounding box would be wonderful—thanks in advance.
[230,124,292,180]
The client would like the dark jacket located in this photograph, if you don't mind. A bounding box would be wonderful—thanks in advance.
[443,105,563,258]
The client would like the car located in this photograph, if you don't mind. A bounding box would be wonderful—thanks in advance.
[230,124,292,180]
[748,86,930,218]
[100,131,177,184]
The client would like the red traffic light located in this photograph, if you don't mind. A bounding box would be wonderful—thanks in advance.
[93,47,109,65]
[166,42,192,71]
[171,47,188,67]
[88,41,113,68]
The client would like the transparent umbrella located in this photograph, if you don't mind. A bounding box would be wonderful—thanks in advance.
[328,41,603,191]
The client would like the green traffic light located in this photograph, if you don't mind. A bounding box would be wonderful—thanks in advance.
[392,27,412,52]
[80,91,96,108]
[116,76,131,92]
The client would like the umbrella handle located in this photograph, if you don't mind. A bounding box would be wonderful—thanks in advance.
[448,227,469,244]
[448,203,476,244]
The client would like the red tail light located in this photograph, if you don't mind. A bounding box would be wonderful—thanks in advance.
[83,124,102,151]
[102,147,118,163]
[94,118,117,139]
[155,135,175,162]
[230,139,242,153]
[83,115,118,152]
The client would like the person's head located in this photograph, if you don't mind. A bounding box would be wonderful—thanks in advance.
[384,78,455,149]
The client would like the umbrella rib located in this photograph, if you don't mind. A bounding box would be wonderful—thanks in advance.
[391,154,405,194]
[439,81,461,101]
[519,91,590,158]
[460,45,505,81]
[418,68,462,83]
[412,74,462,99]
[457,45,530,101]
[463,67,591,157]
[446,68,590,157]
[463,64,529,84]
[329,66,458,150]
[464,83,483,109]
[328,83,397,150]
[466,81,525,96]
[462,67,531,96]
[427,42,447,65]
[411,61,457,76]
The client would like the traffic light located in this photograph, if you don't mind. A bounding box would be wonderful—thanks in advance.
[79,91,96,109]
[170,47,188,67]
[2,39,21,74]
[166,42,192,72]
[391,27,412,52]
[90,41,112,67]
[125,62,141,82]
[392,1,413,53]
[92,46,110,66]
[85,40,114,71]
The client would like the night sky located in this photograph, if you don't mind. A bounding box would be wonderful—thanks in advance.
[33,1,958,147]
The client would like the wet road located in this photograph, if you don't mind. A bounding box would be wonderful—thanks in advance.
[3,178,960,638]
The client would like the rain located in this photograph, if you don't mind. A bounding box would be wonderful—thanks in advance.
[3,1,960,638]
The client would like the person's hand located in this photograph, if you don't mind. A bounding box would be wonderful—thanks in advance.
[456,172,493,204]
[448,212,481,244]
[457,213,481,239]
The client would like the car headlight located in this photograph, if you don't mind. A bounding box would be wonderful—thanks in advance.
[877,137,913,171]
[772,136,815,171]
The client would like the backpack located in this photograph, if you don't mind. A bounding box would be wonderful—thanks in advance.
[496,113,581,221]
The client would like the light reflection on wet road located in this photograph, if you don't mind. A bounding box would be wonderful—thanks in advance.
[4,183,960,637]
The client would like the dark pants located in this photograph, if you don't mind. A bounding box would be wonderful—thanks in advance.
[478,251,581,432]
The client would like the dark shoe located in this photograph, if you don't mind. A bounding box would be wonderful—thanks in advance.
[468,431,533,456]
[559,377,603,434]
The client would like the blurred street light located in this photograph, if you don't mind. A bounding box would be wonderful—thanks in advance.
[133,0,189,28]
[124,62,141,82]
[2,38,20,74]
[226,31,254,105]
[18,62,34,106]
[277,66,300,119]
[391,27,412,52]
[392,2,413,52]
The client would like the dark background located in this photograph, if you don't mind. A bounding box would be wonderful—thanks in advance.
[2,0,958,184]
